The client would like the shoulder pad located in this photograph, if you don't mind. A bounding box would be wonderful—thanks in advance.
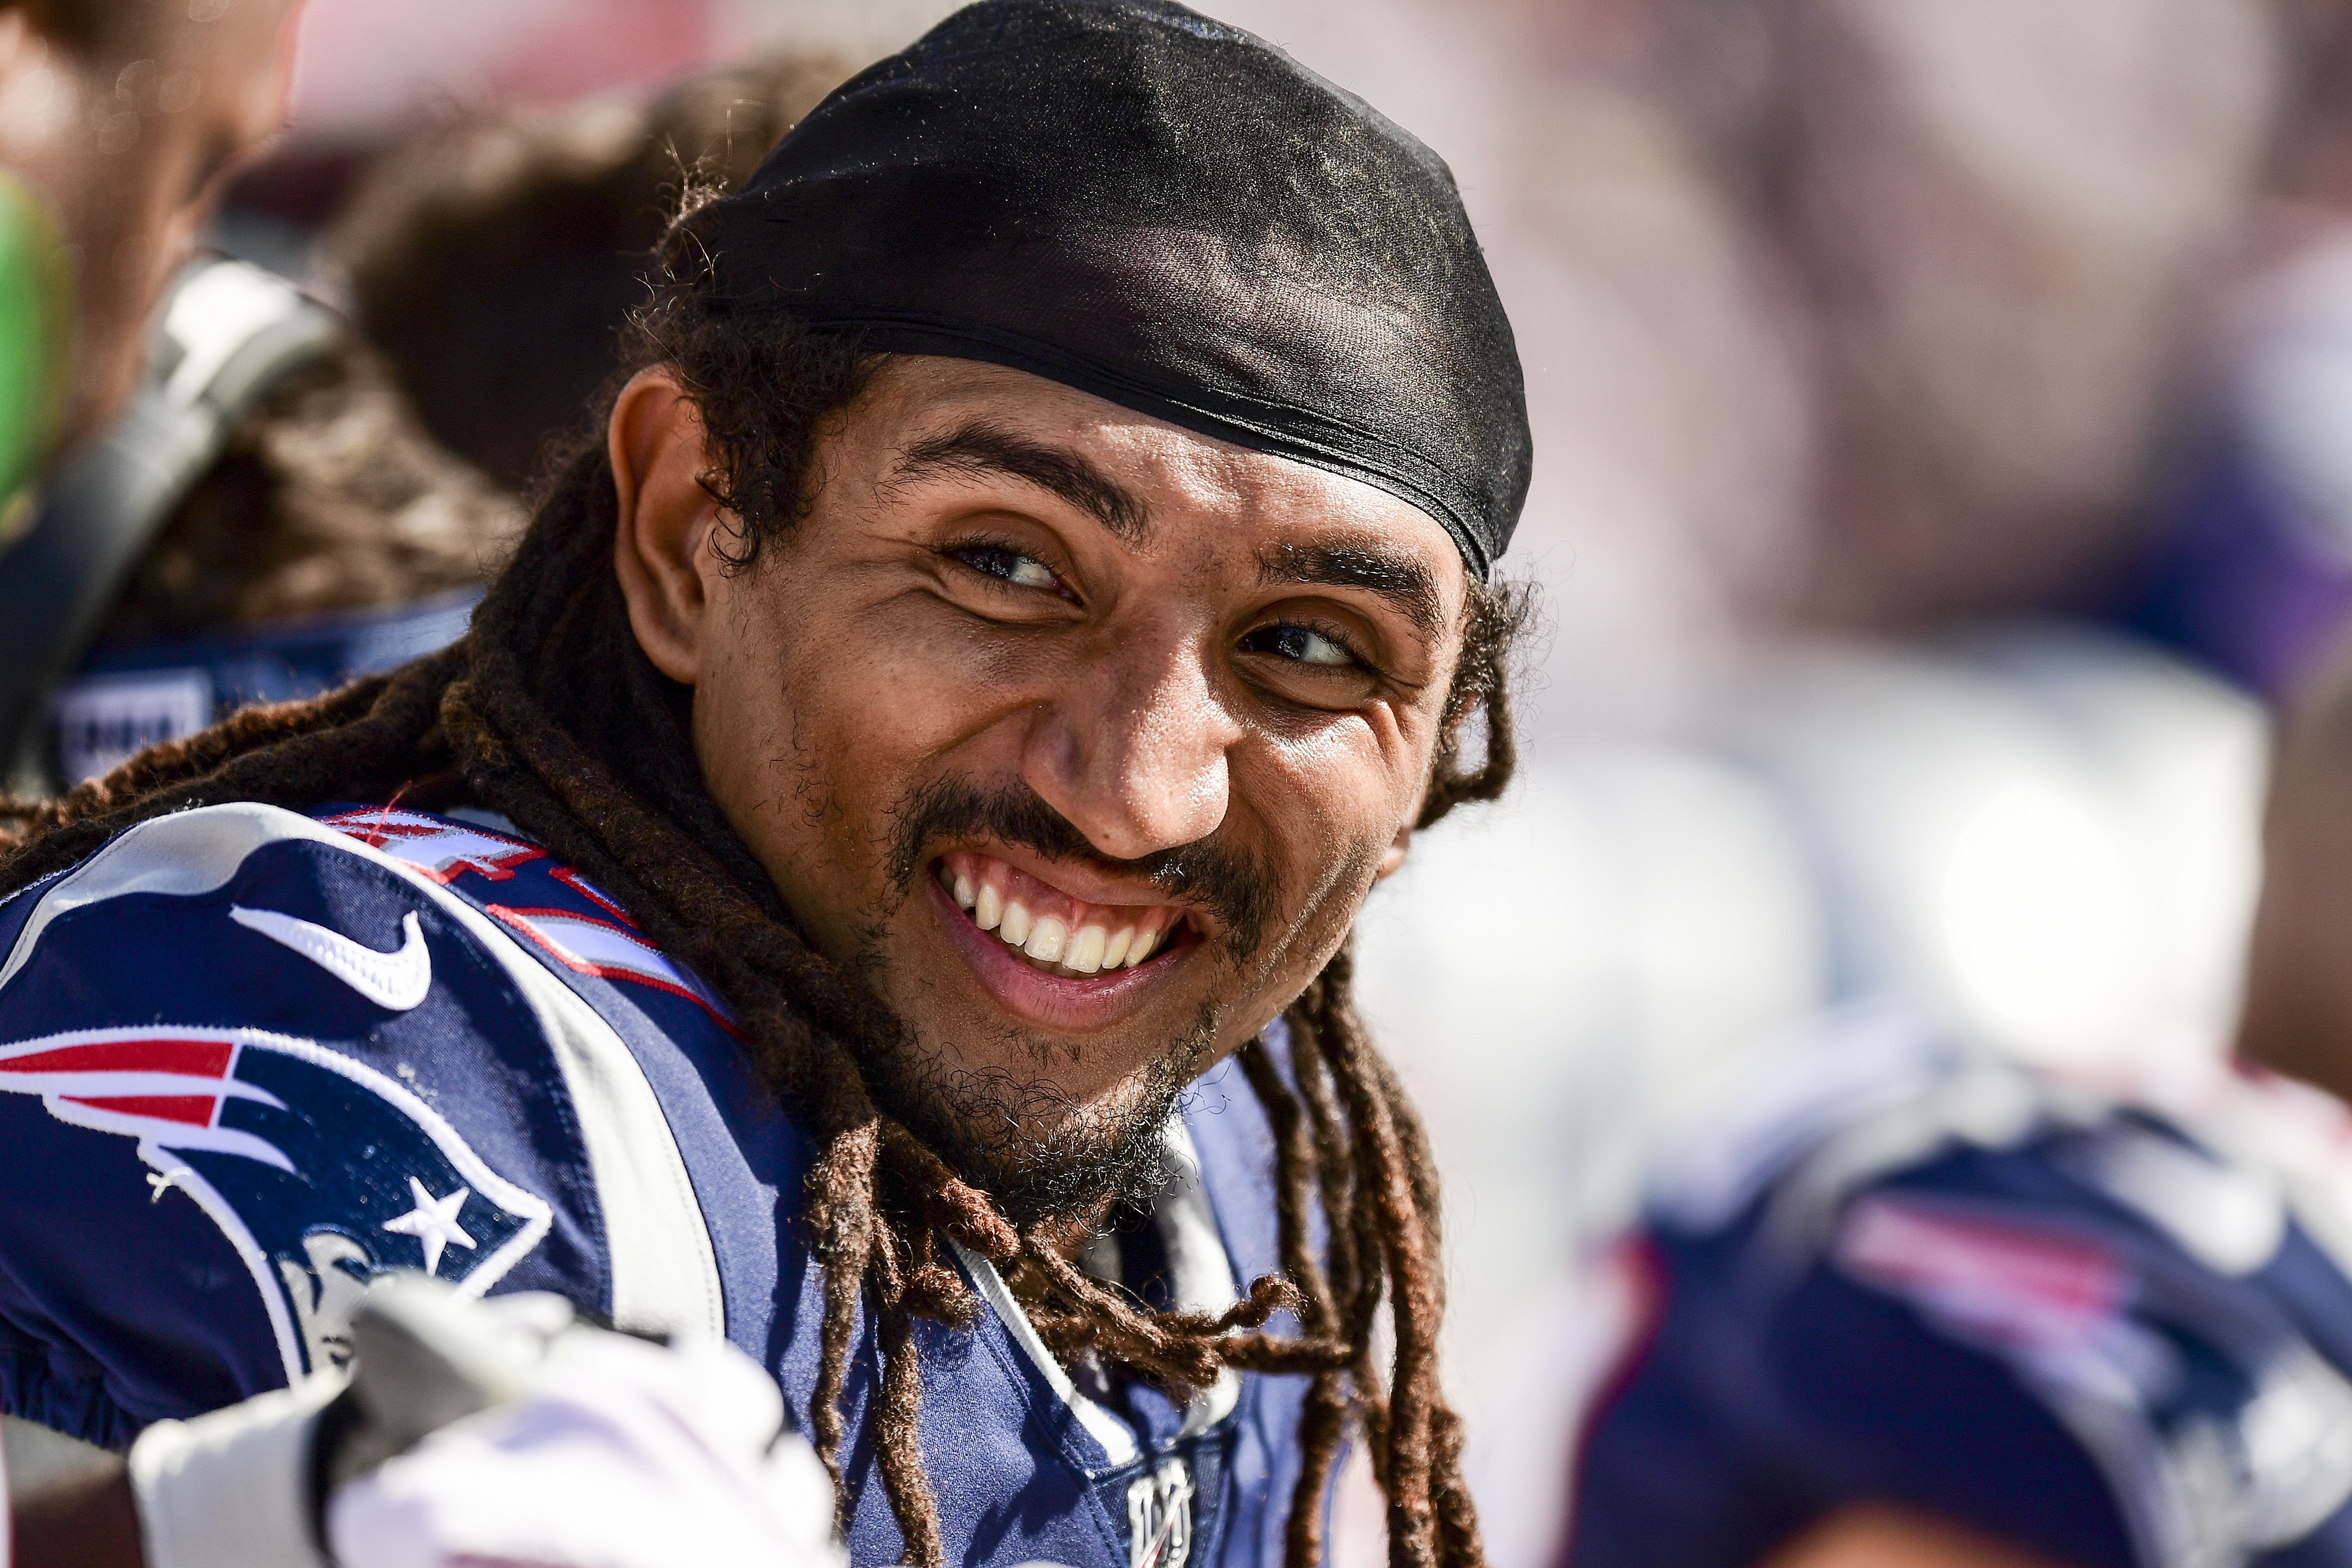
[0,802,720,1436]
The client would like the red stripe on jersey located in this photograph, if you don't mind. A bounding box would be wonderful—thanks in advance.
[0,1038,234,1078]
[1839,1196,2123,1324]
[549,867,637,927]
[62,1093,218,1127]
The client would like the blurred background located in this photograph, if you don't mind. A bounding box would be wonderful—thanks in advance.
[28,0,2352,1560]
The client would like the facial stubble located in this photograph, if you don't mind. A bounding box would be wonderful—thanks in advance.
[846,775,1283,1227]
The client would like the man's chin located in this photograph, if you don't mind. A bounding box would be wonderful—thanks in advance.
[858,1017,1216,1229]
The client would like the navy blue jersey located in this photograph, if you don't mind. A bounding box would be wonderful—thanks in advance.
[0,801,1312,1568]
[52,591,480,785]
[1566,1020,2352,1568]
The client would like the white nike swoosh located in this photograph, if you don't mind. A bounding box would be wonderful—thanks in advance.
[229,905,432,1011]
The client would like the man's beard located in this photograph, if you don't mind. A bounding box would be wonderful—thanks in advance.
[851,998,1221,1228]
[843,775,1281,1228]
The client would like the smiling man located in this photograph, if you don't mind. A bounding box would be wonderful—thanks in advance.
[0,4,1531,1568]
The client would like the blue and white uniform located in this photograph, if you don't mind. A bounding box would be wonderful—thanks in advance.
[0,801,1309,1568]
[1566,1019,2352,1568]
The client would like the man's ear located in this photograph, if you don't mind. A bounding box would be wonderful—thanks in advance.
[1376,823,1413,880]
[609,367,723,686]
[1375,769,1437,881]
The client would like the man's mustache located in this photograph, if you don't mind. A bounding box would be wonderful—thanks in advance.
[886,776,1278,958]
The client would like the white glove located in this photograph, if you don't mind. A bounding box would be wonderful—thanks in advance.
[127,1362,350,1568]
[128,1277,842,1568]
[328,1310,842,1568]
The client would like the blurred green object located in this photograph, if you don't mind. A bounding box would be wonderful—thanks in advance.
[0,171,69,552]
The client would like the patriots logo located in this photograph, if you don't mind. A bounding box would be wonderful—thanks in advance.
[0,1026,551,1379]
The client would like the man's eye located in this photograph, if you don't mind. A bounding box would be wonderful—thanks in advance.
[954,545,1060,590]
[1244,624,1358,668]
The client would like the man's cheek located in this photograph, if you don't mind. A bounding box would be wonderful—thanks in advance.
[807,655,1017,802]
[1222,834,1375,1018]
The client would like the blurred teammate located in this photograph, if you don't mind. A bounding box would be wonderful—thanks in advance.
[4,254,517,794]
[0,5,1531,1568]
[31,50,861,778]
[0,0,298,540]
[1562,640,2352,1568]
[332,49,851,492]
[78,313,501,656]
[1,0,305,788]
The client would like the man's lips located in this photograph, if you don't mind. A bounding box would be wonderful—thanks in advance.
[927,849,1197,1031]
[934,848,1191,976]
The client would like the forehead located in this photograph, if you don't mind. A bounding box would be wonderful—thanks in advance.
[840,355,1471,595]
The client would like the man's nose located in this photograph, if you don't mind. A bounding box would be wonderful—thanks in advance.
[1019,642,1237,862]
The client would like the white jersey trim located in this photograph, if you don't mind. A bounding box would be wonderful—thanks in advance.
[950,1120,1243,1475]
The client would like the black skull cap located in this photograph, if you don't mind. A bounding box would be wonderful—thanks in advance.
[688,0,1531,577]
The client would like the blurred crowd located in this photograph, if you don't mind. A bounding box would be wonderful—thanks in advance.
[15,1,2352,1566]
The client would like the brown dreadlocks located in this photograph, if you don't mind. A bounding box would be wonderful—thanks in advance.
[0,212,1529,1568]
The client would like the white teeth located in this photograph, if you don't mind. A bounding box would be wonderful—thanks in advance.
[1025,916,1068,963]
[953,852,1179,977]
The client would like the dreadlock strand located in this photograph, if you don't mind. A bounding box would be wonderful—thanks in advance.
[1285,1371,1353,1568]
[1416,579,1526,833]
[1299,957,1423,1549]
[1235,1035,1339,1337]
[1017,1241,1226,1395]
[1285,987,1393,1490]
[807,1119,882,1500]
[1431,1406,1487,1568]
[1370,1048,1448,1284]
[1286,989,1376,1331]
[1235,1024,1371,1563]
[1314,950,1459,1568]
[874,1304,946,1568]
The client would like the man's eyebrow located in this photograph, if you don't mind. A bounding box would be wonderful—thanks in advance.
[891,420,1149,542]
[1256,540,1444,638]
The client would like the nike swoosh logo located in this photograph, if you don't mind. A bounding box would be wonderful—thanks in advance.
[229,905,432,1012]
